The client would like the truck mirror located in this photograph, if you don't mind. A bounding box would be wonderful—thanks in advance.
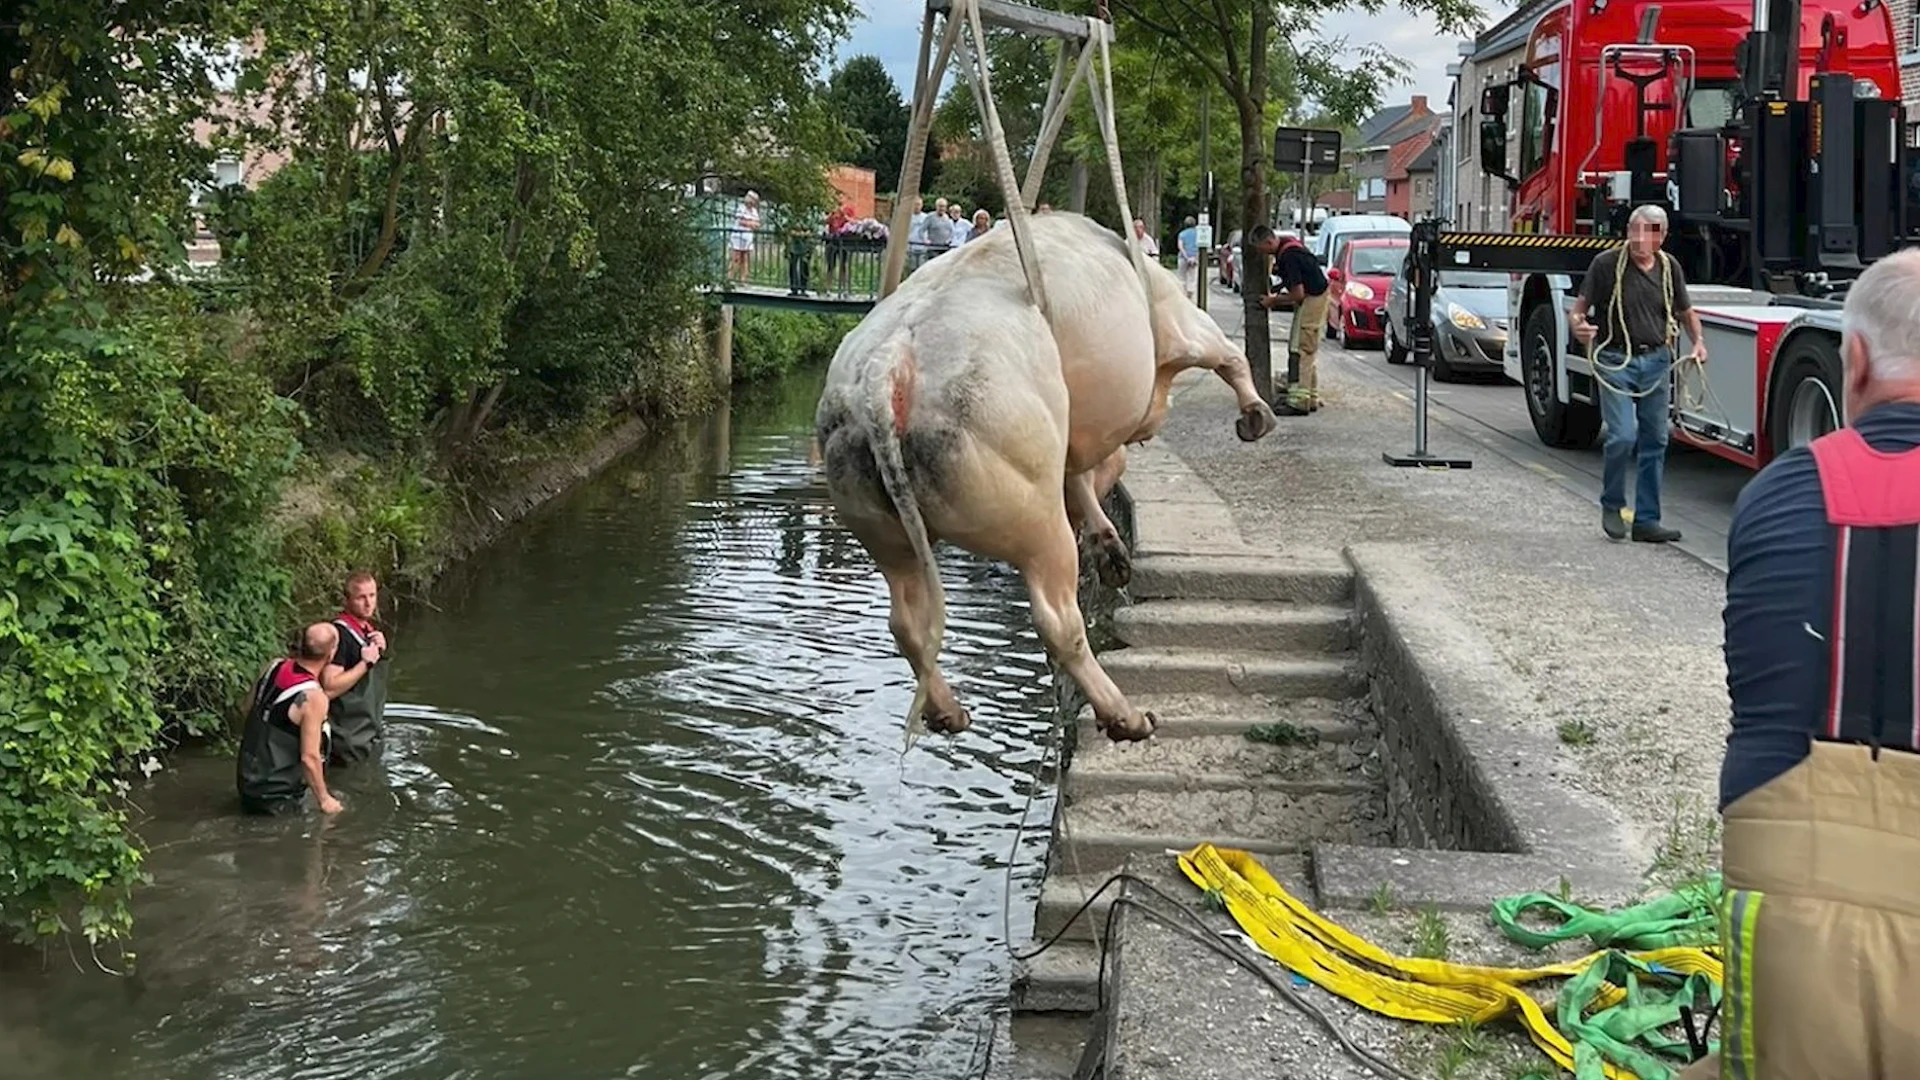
[1479,118,1509,176]
[1481,83,1510,117]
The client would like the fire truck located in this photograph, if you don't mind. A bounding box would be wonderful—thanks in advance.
[1413,0,1916,468]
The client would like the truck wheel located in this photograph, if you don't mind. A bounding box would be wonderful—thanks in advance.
[1522,305,1601,450]
[1386,319,1410,365]
[1767,335,1843,457]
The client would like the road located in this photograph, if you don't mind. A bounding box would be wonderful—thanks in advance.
[1206,281,1755,574]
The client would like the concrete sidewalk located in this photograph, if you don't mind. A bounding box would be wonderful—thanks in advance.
[1158,291,1730,884]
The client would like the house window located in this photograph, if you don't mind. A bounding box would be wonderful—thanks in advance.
[213,158,243,188]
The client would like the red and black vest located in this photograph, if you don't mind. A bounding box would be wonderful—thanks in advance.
[236,658,325,808]
[1811,427,1920,752]
[327,611,389,765]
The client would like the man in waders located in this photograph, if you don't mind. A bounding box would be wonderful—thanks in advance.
[1570,204,1707,544]
[1681,249,1920,1079]
[1250,224,1329,416]
[237,622,343,815]
[322,571,388,765]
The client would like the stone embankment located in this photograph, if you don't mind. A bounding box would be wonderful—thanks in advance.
[1009,433,1643,1078]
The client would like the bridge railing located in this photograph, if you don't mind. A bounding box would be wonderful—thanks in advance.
[697,226,974,302]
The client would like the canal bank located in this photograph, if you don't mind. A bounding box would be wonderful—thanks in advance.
[1013,292,1734,1078]
[2,366,1064,1080]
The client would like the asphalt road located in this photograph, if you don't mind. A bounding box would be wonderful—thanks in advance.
[1206,281,1754,574]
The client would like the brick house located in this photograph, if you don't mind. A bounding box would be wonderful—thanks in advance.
[1349,96,1440,216]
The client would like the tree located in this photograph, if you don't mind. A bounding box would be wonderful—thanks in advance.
[1106,0,1480,396]
[826,54,918,194]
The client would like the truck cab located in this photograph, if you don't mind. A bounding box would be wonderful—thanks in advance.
[1470,0,1908,466]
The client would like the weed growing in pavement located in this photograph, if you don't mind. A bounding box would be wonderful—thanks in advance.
[1412,905,1451,960]
[1557,718,1597,746]
[1647,790,1722,889]
[1370,882,1396,914]
[1245,721,1320,746]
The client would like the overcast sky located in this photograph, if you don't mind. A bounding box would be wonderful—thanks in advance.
[833,1,1521,121]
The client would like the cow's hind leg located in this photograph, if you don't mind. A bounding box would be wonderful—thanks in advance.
[1167,351,1277,442]
[1019,511,1154,741]
[1066,466,1130,589]
[844,513,969,734]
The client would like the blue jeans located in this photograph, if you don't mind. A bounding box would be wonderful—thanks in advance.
[1595,345,1672,527]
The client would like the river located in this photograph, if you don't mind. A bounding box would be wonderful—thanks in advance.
[0,368,1074,1080]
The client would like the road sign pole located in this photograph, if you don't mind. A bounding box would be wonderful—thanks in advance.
[1288,147,1309,389]
[1383,218,1473,470]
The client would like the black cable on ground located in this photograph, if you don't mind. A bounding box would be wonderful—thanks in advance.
[1016,868,1421,1080]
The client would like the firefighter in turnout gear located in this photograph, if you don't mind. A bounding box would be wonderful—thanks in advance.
[323,571,390,765]
[237,622,344,815]
[1684,249,1920,1079]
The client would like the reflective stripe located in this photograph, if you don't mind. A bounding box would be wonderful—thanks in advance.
[1827,526,1851,741]
[1721,888,1764,1080]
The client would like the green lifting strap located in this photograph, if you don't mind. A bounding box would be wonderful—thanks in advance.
[1490,878,1727,1080]
[1491,876,1724,951]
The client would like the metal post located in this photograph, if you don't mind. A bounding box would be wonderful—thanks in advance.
[1197,88,1210,313]
[1383,218,1472,468]
[1287,150,1310,388]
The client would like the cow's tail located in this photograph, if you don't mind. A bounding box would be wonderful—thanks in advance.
[864,333,946,744]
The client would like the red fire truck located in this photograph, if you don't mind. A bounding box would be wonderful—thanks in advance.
[1418,0,1914,468]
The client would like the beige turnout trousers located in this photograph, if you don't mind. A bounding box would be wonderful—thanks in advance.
[1679,741,1920,1080]
[1286,290,1330,409]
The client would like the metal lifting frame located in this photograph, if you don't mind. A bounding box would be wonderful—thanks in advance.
[883,0,1154,323]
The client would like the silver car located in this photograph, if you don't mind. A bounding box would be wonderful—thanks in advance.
[1383,265,1512,382]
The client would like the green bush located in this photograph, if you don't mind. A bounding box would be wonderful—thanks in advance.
[732,308,858,384]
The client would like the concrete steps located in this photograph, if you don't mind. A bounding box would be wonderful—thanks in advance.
[1128,552,1353,605]
[1033,856,1315,945]
[1102,647,1361,700]
[1055,790,1387,876]
[1112,599,1352,653]
[1011,939,1104,1013]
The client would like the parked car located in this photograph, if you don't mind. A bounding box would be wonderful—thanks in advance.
[1325,237,1408,348]
[1383,264,1512,381]
[1215,229,1243,290]
[1310,213,1412,275]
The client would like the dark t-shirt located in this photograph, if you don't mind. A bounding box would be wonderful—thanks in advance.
[1578,248,1692,353]
[1273,242,1328,297]
[1719,402,1920,810]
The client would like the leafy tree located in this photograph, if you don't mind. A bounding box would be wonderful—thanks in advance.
[1105,0,1480,387]
[826,54,913,193]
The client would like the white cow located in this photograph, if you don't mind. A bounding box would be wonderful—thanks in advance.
[815,211,1273,741]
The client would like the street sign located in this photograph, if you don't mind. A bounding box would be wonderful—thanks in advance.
[1195,212,1213,248]
[1273,126,1343,172]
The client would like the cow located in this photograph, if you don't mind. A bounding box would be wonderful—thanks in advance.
[814,211,1274,743]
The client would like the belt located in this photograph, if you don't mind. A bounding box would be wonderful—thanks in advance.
[1629,342,1669,357]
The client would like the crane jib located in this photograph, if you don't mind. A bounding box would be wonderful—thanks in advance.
[1431,231,1621,276]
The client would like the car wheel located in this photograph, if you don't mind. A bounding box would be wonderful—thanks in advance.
[1385,318,1410,365]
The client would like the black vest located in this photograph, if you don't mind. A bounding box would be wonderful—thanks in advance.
[236,659,325,810]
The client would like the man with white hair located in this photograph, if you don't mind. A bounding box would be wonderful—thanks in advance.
[1681,248,1920,1080]
[1571,203,1707,543]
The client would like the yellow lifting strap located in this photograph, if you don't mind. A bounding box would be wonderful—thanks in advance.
[1176,844,1723,1080]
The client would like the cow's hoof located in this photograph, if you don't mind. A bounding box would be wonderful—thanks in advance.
[1103,710,1157,742]
[924,705,972,735]
[1096,537,1132,589]
[1236,401,1278,442]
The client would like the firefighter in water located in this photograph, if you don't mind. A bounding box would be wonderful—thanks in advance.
[322,571,390,765]
[1684,248,1920,1079]
[237,622,345,816]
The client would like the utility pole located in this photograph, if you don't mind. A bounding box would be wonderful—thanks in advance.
[1197,88,1210,312]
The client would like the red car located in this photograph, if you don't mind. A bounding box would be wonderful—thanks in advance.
[1326,237,1409,348]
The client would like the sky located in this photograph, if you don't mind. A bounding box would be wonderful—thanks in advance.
[833,1,1520,125]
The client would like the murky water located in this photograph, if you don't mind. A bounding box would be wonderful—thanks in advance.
[0,369,1072,1080]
